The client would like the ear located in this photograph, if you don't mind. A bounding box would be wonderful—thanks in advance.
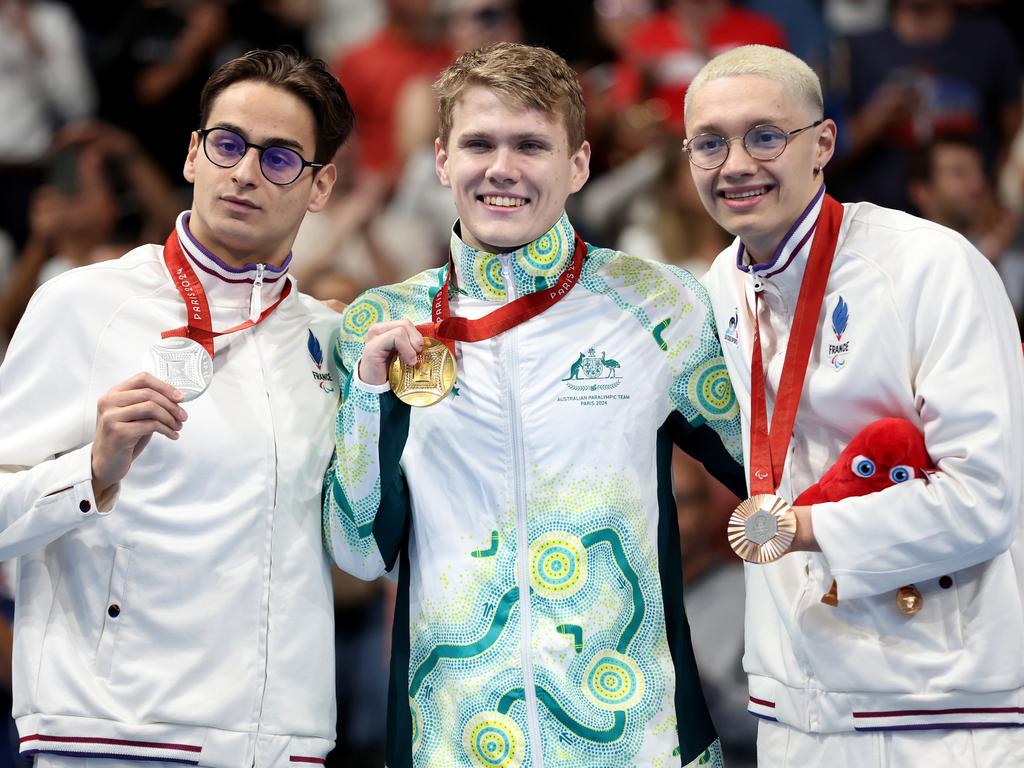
[183,131,200,184]
[568,140,592,194]
[815,119,837,174]
[307,163,337,214]
[435,137,451,188]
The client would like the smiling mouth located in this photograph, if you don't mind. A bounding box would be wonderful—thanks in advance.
[479,195,529,208]
[720,186,773,200]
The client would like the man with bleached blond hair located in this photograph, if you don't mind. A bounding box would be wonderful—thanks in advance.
[690,43,1024,766]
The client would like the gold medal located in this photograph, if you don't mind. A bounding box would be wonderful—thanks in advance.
[388,337,457,407]
[728,494,797,563]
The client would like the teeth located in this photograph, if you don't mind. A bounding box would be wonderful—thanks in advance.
[482,195,526,208]
[723,187,769,200]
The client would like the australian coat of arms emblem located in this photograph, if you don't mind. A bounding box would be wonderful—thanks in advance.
[563,348,622,386]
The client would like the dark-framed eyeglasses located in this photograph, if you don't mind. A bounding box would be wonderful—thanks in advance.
[683,119,824,170]
[197,127,323,185]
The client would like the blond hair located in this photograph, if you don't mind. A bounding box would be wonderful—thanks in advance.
[685,45,823,122]
[435,42,586,150]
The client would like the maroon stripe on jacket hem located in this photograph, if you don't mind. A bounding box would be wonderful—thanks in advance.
[854,707,1024,718]
[20,734,202,752]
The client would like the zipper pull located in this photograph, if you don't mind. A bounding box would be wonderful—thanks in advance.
[249,263,265,322]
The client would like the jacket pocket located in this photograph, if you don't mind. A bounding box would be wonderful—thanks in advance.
[96,545,133,678]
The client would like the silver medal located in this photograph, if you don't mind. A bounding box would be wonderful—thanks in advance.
[144,337,213,401]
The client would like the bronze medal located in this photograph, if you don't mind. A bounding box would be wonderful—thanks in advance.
[728,494,797,563]
[388,337,457,407]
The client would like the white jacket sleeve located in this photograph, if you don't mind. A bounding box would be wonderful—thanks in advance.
[814,229,1024,599]
[0,275,110,560]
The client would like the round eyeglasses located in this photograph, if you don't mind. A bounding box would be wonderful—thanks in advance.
[198,127,323,185]
[683,120,823,170]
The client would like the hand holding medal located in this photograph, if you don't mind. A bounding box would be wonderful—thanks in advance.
[91,371,188,499]
[358,320,456,407]
[362,234,589,408]
[388,336,457,407]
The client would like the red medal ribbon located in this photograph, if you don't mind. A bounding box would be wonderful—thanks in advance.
[748,194,844,495]
[416,233,588,351]
[160,229,292,358]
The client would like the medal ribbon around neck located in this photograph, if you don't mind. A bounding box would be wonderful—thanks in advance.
[748,194,844,496]
[160,229,292,358]
[417,232,588,350]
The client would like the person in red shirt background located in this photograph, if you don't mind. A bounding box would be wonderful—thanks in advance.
[612,0,785,130]
[332,0,452,181]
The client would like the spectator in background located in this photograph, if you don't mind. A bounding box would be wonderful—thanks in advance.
[832,0,1021,212]
[611,0,785,132]
[333,0,452,184]
[0,121,181,344]
[616,144,732,276]
[739,0,829,82]
[908,134,1024,332]
[306,0,385,63]
[0,0,95,250]
[96,0,229,183]
[448,0,523,53]
[822,0,888,36]
[579,0,659,181]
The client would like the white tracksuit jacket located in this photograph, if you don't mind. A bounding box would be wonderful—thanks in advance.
[702,190,1024,734]
[0,212,342,767]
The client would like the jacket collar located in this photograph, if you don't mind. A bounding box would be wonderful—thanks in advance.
[735,185,825,304]
[175,211,290,310]
[449,212,577,303]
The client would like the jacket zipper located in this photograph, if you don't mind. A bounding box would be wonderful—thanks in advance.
[249,317,279,760]
[500,254,545,766]
[249,263,265,322]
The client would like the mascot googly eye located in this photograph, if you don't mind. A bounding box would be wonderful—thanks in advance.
[889,465,914,483]
[851,455,876,478]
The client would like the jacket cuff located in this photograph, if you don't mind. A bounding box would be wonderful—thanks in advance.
[813,501,907,600]
[352,358,393,395]
[42,444,117,519]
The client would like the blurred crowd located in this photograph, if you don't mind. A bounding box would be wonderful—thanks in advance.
[1,0,1023,766]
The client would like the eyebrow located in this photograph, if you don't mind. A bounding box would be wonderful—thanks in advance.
[689,117,784,135]
[458,131,554,145]
[213,122,308,153]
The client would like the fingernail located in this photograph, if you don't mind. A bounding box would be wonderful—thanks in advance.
[178,409,187,420]
[172,389,184,401]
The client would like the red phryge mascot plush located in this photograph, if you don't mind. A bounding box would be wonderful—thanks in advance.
[793,417,936,608]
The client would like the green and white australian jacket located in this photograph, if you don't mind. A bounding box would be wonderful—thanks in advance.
[324,213,745,768]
